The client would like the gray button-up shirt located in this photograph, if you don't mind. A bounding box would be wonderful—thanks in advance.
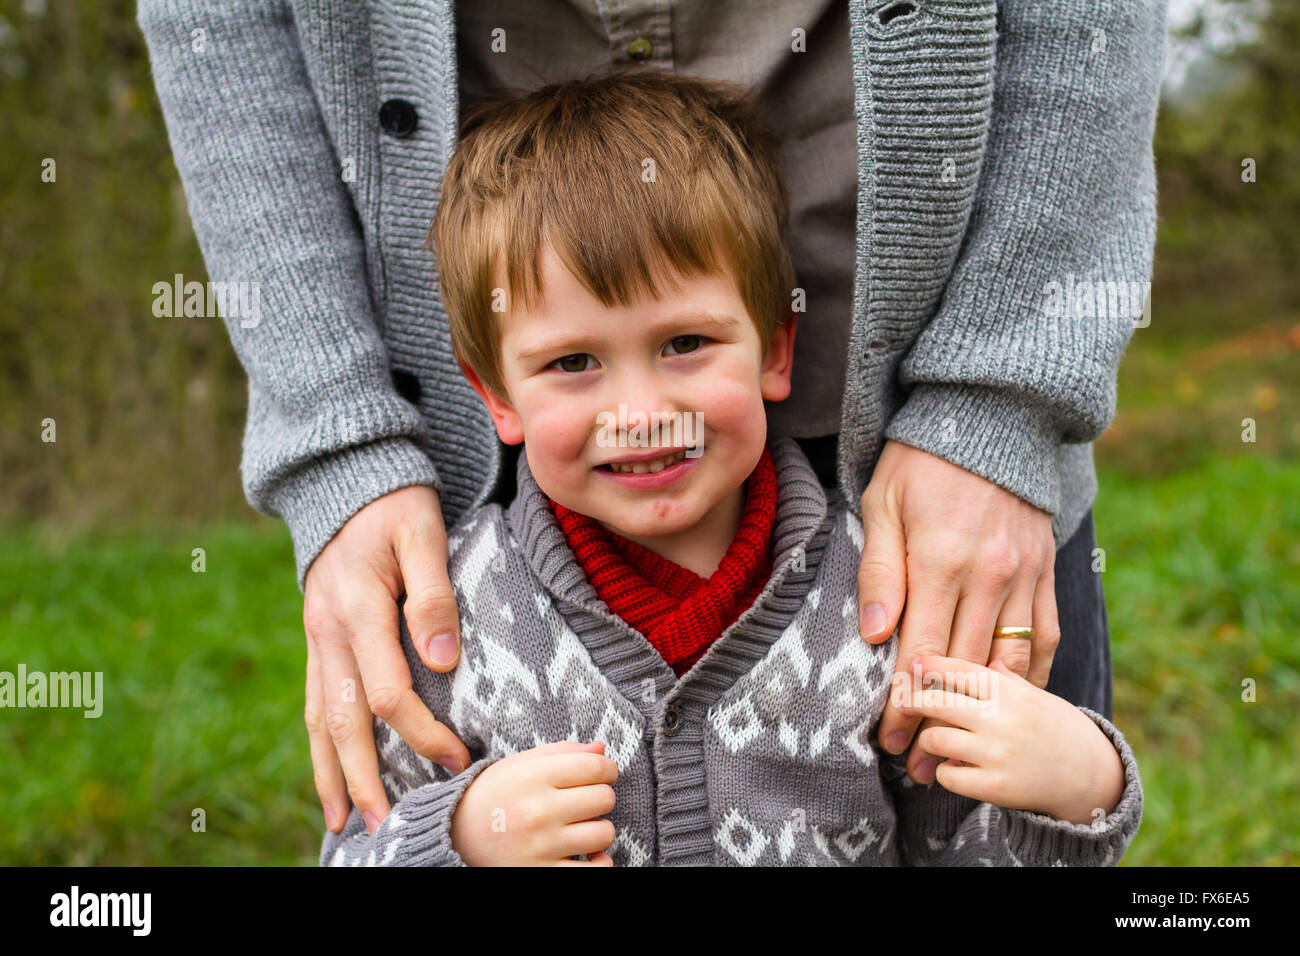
[456,0,856,438]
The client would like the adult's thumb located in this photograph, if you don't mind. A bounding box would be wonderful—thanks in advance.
[857,496,907,644]
[396,523,462,672]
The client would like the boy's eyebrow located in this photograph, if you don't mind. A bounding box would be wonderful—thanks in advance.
[513,310,742,362]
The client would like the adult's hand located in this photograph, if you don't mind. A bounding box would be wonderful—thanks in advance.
[857,439,1060,785]
[303,484,471,834]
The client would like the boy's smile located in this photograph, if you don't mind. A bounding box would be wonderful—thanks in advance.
[465,242,796,577]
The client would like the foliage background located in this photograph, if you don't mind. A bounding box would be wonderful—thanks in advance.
[0,0,1296,864]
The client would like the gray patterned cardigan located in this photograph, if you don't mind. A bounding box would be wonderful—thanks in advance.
[321,438,1143,866]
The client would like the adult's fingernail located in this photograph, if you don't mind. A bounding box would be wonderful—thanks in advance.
[916,757,939,783]
[439,756,465,774]
[323,804,336,830]
[427,632,458,666]
[363,810,380,833]
[885,731,908,754]
[860,603,887,638]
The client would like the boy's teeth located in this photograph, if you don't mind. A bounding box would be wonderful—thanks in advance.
[607,449,689,474]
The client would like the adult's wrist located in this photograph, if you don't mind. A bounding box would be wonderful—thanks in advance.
[883,381,1064,517]
[264,436,441,592]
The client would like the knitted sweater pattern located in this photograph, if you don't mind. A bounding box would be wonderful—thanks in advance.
[321,437,1143,866]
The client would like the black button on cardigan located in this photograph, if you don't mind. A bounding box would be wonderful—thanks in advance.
[379,98,418,137]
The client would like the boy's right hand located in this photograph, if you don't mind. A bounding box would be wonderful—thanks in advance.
[450,741,619,866]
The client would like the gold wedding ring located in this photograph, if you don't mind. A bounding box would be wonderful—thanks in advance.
[993,626,1035,640]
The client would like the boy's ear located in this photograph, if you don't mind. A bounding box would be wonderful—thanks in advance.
[760,309,798,403]
[462,362,525,446]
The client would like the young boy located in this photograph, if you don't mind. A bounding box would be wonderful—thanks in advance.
[321,70,1142,867]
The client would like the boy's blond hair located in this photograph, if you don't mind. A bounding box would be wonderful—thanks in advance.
[428,69,796,399]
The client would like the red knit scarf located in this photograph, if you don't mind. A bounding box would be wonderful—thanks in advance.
[549,445,777,677]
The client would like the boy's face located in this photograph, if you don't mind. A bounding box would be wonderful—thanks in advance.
[466,242,796,541]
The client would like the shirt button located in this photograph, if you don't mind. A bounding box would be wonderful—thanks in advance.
[379,98,418,138]
[627,37,653,62]
[663,702,682,737]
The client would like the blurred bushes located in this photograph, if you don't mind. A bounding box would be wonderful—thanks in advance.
[1152,0,1300,333]
[0,0,249,534]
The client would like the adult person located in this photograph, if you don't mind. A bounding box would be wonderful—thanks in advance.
[139,0,1166,837]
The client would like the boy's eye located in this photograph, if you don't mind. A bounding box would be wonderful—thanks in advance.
[552,353,594,373]
[666,335,703,355]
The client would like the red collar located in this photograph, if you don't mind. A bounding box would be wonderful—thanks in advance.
[549,445,777,676]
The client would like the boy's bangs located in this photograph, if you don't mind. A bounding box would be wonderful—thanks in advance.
[496,164,741,317]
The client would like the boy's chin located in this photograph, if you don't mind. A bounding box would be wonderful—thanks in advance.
[596,507,700,540]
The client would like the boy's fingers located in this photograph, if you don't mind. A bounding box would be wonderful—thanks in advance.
[553,819,617,859]
[910,654,998,700]
[543,751,621,788]
[916,723,986,767]
[876,568,958,754]
[304,637,349,832]
[518,740,606,760]
[857,490,907,644]
[393,515,462,672]
[897,685,989,733]
[930,761,990,802]
[906,715,954,784]
[554,782,618,824]
[909,587,1012,781]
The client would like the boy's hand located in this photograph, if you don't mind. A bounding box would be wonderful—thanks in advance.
[896,656,1125,826]
[857,440,1061,785]
[450,741,619,866]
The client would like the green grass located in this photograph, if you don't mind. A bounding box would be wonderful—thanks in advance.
[2,453,1297,864]
[1094,454,1300,865]
[0,520,320,865]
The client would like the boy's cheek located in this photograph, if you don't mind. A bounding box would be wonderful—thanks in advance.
[515,392,596,451]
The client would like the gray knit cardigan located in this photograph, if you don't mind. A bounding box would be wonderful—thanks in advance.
[319,438,1143,866]
[137,0,1167,589]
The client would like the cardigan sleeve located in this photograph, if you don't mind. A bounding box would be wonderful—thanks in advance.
[881,706,1143,866]
[881,1,1167,521]
[320,754,497,867]
[137,0,439,591]
[319,645,496,867]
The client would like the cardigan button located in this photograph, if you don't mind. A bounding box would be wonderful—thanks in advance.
[379,98,418,138]
[627,37,653,62]
[663,702,682,737]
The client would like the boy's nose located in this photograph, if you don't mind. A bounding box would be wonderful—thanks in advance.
[597,374,686,446]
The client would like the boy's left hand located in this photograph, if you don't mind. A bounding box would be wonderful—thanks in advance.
[896,656,1125,826]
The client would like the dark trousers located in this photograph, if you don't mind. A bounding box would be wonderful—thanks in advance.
[794,434,1113,719]
[495,435,1113,719]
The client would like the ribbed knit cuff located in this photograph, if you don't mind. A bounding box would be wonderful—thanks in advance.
[882,382,1063,518]
[264,437,441,593]
[1000,706,1144,866]
[321,756,495,867]
[385,756,495,867]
